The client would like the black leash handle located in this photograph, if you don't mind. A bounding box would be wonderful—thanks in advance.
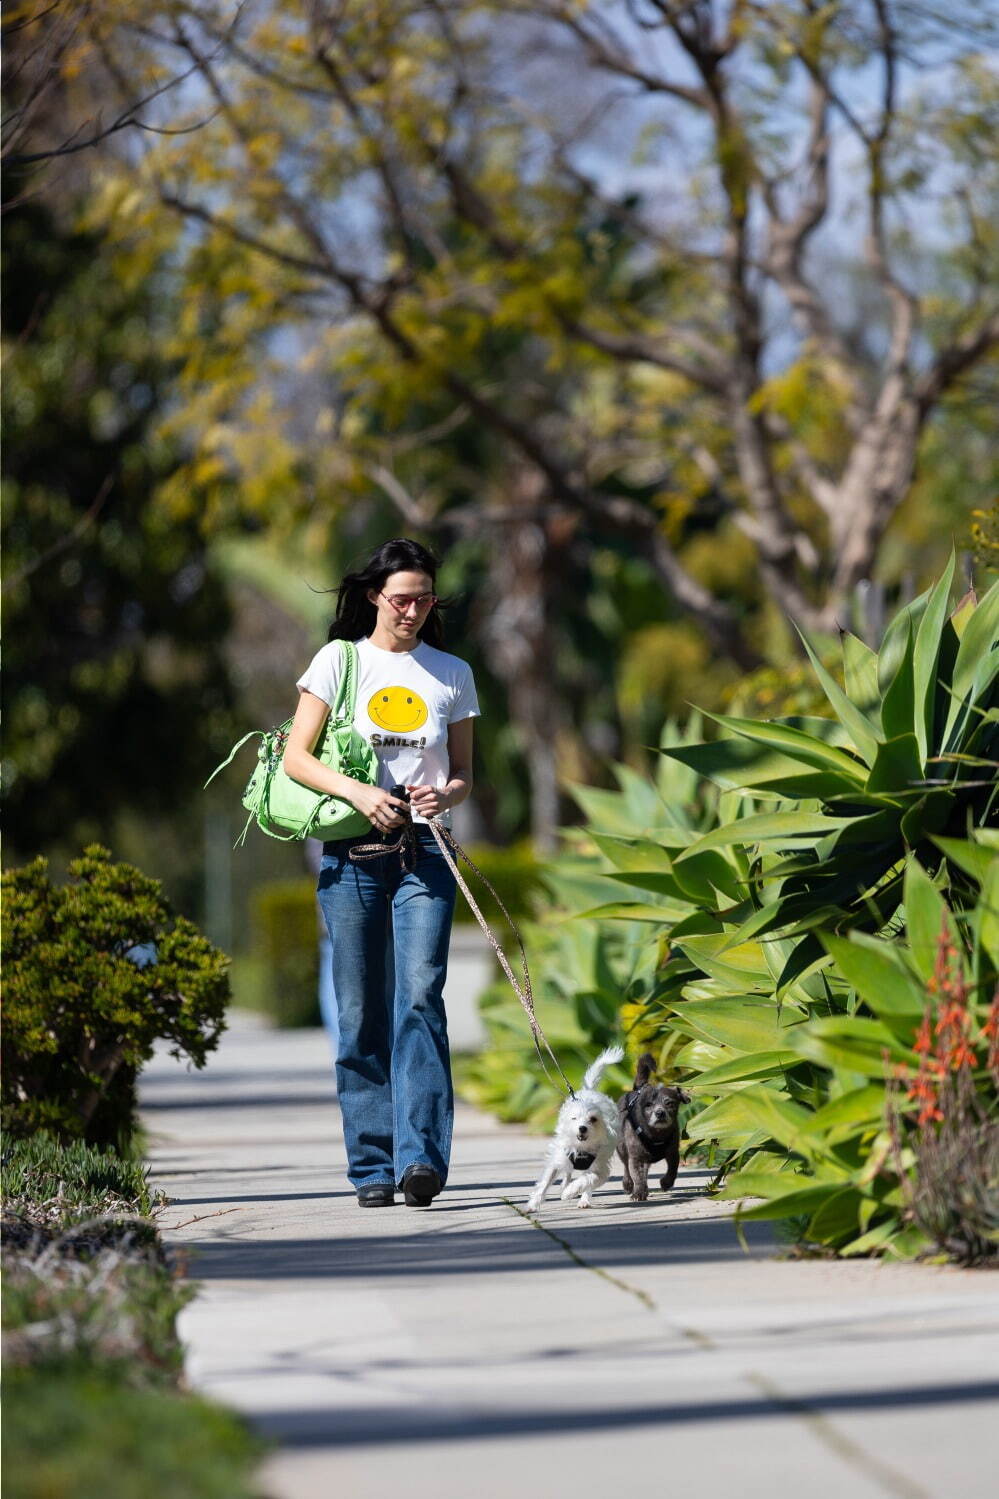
[347,785,416,870]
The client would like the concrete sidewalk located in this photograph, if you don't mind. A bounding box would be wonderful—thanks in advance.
[141,1014,998,1499]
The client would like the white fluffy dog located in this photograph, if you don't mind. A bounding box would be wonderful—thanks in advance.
[526,1046,625,1212]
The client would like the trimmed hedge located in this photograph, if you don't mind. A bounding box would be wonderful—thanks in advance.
[247,840,543,1028]
[251,878,321,1028]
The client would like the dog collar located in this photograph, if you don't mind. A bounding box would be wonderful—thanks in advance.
[569,1149,596,1170]
[626,1098,671,1162]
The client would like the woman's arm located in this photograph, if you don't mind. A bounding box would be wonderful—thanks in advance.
[283,690,407,831]
[408,717,474,819]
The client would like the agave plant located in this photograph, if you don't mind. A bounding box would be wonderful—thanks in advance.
[708,842,998,1259]
[659,561,998,989]
[463,568,998,1258]
[560,567,999,1257]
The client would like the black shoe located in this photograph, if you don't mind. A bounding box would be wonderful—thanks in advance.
[398,1165,442,1207]
[357,1184,395,1208]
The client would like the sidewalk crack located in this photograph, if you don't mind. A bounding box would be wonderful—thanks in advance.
[502,1198,658,1317]
[504,1198,932,1499]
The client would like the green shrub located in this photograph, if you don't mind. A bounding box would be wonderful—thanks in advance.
[1,845,229,1147]
[248,841,544,1029]
[582,569,998,1258]
[659,558,998,981]
[2,1372,266,1499]
[707,856,998,1258]
[451,840,544,927]
[251,878,320,1027]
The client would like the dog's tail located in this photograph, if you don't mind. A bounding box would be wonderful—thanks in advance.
[634,1052,656,1088]
[583,1045,625,1090]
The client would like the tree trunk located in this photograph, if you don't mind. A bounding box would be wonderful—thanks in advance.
[475,475,563,853]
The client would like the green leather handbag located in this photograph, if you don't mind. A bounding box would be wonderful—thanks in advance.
[206,640,377,844]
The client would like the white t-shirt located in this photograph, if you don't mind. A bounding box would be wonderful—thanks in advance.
[296,636,480,825]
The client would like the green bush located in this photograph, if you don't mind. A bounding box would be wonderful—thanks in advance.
[2,1372,266,1499]
[2,846,229,1147]
[248,840,544,1029]
[707,856,998,1259]
[659,557,997,981]
[251,878,320,1027]
[450,840,545,927]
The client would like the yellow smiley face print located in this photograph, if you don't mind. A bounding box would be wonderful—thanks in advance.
[367,686,429,733]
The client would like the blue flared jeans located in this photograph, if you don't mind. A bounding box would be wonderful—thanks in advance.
[316,828,457,1189]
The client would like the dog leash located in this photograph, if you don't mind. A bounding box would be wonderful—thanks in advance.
[427,819,577,1098]
[348,810,576,1099]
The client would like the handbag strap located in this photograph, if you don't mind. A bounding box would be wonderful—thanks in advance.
[203,729,264,789]
[209,640,364,844]
[330,639,359,729]
[314,639,359,763]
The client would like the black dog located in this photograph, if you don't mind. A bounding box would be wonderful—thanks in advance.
[617,1053,691,1202]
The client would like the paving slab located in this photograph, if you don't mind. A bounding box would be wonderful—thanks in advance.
[141,1014,999,1499]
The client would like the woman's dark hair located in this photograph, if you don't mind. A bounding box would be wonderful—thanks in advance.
[328,538,447,647]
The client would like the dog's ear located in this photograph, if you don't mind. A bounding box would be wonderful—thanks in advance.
[677,1087,692,1105]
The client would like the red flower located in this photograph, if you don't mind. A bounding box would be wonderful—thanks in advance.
[935,1001,966,1036]
[913,1015,933,1054]
[947,1039,980,1071]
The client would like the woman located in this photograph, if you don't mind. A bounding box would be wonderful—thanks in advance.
[283,538,479,1208]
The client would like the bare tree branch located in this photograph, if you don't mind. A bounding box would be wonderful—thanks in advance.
[761,72,867,428]
[2,474,113,590]
[2,5,216,168]
[915,310,999,417]
[531,2,710,108]
[364,465,436,527]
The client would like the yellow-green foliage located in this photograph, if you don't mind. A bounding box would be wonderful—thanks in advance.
[680,525,762,604]
[251,878,320,1028]
[40,0,995,634]
[617,622,738,746]
[723,654,836,719]
[972,501,999,574]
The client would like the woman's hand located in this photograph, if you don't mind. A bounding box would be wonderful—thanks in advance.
[349,784,409,832]
[407,784,451,819]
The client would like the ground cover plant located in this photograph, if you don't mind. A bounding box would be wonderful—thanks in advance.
[2,1132,265,1499]
[1,853,264,1496]
[2,845,230,1147]
[465,565,999,1259]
